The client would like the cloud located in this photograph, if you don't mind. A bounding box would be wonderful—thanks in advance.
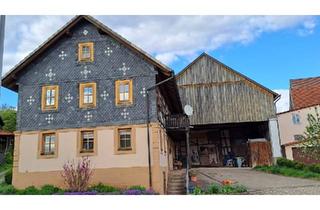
[1,15,317,75]
[274,89,290,113]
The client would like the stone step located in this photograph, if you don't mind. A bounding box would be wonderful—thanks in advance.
[167,190,186,195]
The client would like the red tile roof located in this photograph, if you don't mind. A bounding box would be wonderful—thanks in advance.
[0,130,13,136]
[290,76,320,110]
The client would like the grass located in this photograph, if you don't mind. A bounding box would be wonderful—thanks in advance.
[255,165,320,180]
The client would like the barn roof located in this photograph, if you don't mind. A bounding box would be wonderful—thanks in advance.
[290,76,320,110]
[1,15,173,92]
[176,52,280,100]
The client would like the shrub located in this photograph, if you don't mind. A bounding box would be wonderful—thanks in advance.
[40,185,64,195]
[276,158,307,171]
[0,184,17,195]
[4,151,13,165]
[206,184,220,194]
[128,185,146,191]
[5,169,12,185]
[308,164,320,173]
[19,186,40,195]
[61,157,93,192]
[192,186,204,195]
[88,183,119,193]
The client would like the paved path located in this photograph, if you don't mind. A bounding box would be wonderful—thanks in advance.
[193,168,320,195]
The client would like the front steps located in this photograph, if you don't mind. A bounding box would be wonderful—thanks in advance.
[167,170,186,195]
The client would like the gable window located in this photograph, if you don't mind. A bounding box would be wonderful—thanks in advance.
[80,131,94,153]
[115,80,133,105]
[292,113,301,125]
[118,129,132,150]
[40,133,56,157]
[79,83,96,108]
[78,42,94,62]
[41,85,59,111]
[294,134,304,141]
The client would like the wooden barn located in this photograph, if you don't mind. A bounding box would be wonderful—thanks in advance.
[171,53,282,168]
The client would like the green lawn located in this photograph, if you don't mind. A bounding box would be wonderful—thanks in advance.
[255,165,320,180]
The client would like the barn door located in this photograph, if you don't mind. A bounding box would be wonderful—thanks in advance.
[248,139,272,167]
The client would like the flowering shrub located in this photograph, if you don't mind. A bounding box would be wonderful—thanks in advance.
[61,157,93,192]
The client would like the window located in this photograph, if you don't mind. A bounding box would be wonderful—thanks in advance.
[80,131,94,153]
[292,113,301,124]
[41,85,59,111]
[79,83,96,108]
[294,134,304,141]
[114,127,136,155]
[118,129,132,150]
[78,42,94,62]
[39,133,57,157]
[115,80,133,105]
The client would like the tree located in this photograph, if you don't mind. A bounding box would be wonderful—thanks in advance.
[301,110,320,160]
[0,107,16,132]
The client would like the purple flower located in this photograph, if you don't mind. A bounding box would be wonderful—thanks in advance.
[64,191,97,195]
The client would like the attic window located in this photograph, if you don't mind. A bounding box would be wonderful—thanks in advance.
[78,42,94,62]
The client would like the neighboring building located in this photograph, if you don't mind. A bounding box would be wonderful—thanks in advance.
[290,76,320,110]
[278,76,320,163]
[277,104,320,161]
[1,16,182,193]
[172,53,281,167]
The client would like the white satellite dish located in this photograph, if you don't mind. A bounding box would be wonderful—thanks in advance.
[184,104,193,116]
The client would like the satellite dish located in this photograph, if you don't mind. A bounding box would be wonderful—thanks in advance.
[184,105,193,116]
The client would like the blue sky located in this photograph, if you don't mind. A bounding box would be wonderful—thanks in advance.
[1,16,320,112]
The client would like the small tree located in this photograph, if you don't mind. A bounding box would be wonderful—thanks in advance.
[61,157,93,192]
[301,111,320,160]
[0,107,17,132]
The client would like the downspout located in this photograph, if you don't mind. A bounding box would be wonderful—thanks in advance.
[146,73,175,189]
[0,15,5,96]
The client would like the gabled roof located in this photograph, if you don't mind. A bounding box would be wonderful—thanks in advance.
[176,52,280,100]
[290,76,320,110]
[1,15,172,92]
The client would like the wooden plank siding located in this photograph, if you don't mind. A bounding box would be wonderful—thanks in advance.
[176,54,277,125]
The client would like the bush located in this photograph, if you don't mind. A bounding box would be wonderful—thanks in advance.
[0,184,17,195]
[61,157,93,192]
[308,164,320,173]
[40,185,64,195]
[128,185,146,191]
[4,151,13,165]
[192,187,204,195]
[206,184,220,194]
[276,158,307,170]
[19,186,40,195]
[5,169,12,185]
[88,183,119,193]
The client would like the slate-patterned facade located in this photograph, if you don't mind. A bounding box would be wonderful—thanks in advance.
[16,19,158,131]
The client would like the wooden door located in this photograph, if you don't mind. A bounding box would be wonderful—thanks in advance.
[248,140,272,167]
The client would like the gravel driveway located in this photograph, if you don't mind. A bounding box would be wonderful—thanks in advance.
[193,168,320,195]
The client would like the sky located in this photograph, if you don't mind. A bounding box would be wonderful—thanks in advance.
[1,15,320,112]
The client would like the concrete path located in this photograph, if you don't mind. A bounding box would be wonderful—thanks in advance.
[193,168,320,195]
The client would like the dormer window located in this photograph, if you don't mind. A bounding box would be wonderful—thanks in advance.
[78,42,94,62]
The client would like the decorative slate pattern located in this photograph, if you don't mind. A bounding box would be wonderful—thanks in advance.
[17,20,157,131]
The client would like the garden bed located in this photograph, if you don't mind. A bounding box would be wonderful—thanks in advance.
[0,183,158,195]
